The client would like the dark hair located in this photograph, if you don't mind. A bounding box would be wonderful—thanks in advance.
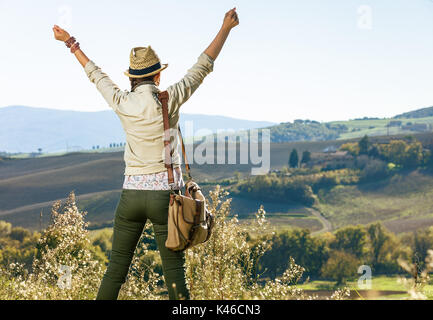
[130,75,157,91]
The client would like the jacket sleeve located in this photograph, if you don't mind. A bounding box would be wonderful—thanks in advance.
[84,61,128,112]
[166,52,214,117]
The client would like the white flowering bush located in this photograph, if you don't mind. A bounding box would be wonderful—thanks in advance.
[0,192,104,299]
[0,187,349,300]
[185,185,347,300]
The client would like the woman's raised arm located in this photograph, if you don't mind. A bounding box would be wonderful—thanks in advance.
[204,7,239,61]
[52,25,89,67]
[166,8,240,116]
[52,25,126,112]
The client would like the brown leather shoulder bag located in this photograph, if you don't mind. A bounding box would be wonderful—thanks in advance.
[158,91,214,251]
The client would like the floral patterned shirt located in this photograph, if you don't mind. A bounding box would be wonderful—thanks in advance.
[122,167,185,190]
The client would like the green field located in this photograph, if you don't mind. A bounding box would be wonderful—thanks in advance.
[233,199,323,233]
[316,170,433,232]
[330,116,433,140]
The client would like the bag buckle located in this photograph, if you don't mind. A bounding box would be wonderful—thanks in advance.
[169,182,176,194]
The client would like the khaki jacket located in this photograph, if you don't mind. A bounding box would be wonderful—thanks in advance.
[84,52,214,175]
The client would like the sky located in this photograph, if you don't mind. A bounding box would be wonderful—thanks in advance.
[1,0,433,123]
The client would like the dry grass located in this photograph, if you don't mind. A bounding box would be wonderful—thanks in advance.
[0,187,352,300]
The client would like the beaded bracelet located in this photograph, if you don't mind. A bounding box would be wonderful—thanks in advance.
[65,36,76,48]
[70,42,80,53]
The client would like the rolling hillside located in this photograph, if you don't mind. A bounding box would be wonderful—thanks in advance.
[316,170,433,233]
[0,138,357,230]
[394,106,433,119]
[0,106,275,154]
[2,132,433,232]
[207,107,433,144]
[330,116,433,140]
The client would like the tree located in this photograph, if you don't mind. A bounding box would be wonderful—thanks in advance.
[340,142,359,156]
[321,250,359,285]
[366,223,403,273]
[289,149,299,168]
[37,148,42,154]
[403,141,423,168]
[301,150,311,165]
[379,139,423,169]
[411,227,433,271]
[358,135,369,155]
[381,140,407,165]
[331,225,367,259]
[259,229,328,278]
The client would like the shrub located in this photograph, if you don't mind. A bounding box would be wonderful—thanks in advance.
[330,225,368,259]
[359,159,389,182]
[0,221,11,238]
[0,188,349,300]
[235,174,317,206]
[91,229,112,255]
[377,139,424,169]
[321,250,360,285]
[185,186,323,300]
[258,229,328,279]
[340,142,359,156]
[9,227,31,242]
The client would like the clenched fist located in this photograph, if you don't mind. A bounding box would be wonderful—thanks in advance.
[222,7,239,30]
[52,25,70,42]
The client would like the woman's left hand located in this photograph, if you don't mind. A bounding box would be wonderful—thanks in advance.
[52,25,70,42]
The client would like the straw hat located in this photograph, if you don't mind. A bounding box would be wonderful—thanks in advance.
[124,46,168,78]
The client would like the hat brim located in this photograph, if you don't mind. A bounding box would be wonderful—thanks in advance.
[124,63,168,78]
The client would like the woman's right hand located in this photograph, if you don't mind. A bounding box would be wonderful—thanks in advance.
[222,7,239,31]
[52,25,70,42]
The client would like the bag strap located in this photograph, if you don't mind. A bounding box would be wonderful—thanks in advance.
[158,91,175,187]
[178,125,192,180]
[157,91,192,187]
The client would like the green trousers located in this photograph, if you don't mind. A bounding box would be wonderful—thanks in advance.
[96,189,190,300]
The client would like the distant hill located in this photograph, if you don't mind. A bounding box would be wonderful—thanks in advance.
[0,106,275,153]
[208,119,353,144]
[3,104,433,154]
[1,132,433,230]
[260,109,433,142]
[265,120,348,142]
[394,106,433,119]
